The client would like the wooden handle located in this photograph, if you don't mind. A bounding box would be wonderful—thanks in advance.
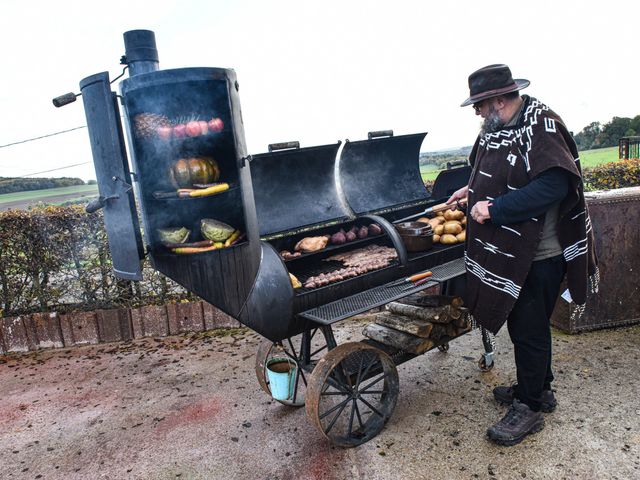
[428,197,468,214]
[408,271,433,282]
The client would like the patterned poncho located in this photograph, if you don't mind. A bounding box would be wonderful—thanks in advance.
[465,95,598,334]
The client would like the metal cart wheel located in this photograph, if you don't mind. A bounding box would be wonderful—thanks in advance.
[305,342,399,447]
[478,354,495,372]
[255,328,329,407]
[437,342,450,352]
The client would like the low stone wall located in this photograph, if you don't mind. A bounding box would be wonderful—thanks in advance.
[0,301,240,354]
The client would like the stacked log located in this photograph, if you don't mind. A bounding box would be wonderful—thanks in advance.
[362,296,471,355]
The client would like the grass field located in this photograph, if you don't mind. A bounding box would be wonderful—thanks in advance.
[420,146,620,183]
[0,184,98,211]
[578,146,619,169]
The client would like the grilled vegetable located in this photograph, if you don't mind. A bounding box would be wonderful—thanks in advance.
[440,234,458,244]
[172,244,219,254]
[158,226,190,244]
[443,222,463,235]
[444,209,465,221]
[331,231,347,245]
[201,218,235,242]
[289,273,302,289]
[188,183,229,197]
[164,239,213,249]
[430,216,446,226]
[369,223,382,235]
[224,230,241,247]
[169,156,220,189]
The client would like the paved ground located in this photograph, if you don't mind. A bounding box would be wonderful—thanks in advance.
[1,317,639,480]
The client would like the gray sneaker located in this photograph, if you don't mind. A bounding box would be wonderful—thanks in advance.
[493,384,557,413]
[487,399,545,446]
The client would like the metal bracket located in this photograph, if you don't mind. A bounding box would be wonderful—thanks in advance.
[112,175,133,193]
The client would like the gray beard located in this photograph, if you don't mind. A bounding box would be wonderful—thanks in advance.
[480,107,505,135]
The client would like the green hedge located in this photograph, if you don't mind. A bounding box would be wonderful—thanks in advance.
[0,206,191,317]
[583,159,640,191]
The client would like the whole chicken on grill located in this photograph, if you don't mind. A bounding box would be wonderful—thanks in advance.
[294,236,329,253]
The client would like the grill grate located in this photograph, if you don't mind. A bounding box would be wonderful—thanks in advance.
[299,258,465,325]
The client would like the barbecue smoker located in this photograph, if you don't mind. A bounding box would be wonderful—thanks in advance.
[57,30,495,447]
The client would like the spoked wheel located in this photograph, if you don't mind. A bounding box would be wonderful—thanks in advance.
[305,342,399,447]
[438,342,450,352]
[255,328,329,407]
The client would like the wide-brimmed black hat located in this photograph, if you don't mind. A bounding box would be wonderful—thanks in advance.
[460,64,530,107]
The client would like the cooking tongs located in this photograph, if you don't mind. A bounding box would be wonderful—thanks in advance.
[393,197,468,224]
[385,271,433,288]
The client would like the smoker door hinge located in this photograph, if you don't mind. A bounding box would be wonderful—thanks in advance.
[240,155,252,168]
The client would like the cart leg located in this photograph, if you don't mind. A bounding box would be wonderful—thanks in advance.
[478,327,495,371]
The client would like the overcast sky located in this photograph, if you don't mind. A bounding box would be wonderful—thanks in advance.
[0,0,638,181]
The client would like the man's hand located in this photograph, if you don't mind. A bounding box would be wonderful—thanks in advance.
[446,185,469,207]
[470,200,492,224]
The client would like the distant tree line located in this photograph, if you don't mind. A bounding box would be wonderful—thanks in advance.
[0,177,86,195]
[573,115,640,151]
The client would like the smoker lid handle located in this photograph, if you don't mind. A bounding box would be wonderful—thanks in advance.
[268,141,300,152]
[367,130,393,139]
[446,160,468,169]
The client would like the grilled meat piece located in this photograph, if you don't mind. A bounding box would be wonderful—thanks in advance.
[294,236,329,253]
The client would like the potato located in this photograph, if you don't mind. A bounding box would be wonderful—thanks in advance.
[444,209,465,221]
[440,234,458,244]
[428,217,445,227]
[456,230,466,242]
[443,222,463,235]
[434,224,444,235]
[436,211,444,217]
[416,217,431,224]
[461,216,467,226]
[433,234,440,243]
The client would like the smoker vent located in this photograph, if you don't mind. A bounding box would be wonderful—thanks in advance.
[299,258,465,325]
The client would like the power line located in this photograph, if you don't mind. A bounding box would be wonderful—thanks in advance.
[17,162,92,177]
[0,125,87,150]
[0,162,93,187]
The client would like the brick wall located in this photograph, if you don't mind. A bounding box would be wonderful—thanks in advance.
[0,301,240,354]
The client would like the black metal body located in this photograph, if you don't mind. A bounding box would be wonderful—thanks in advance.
[81,30,472,344]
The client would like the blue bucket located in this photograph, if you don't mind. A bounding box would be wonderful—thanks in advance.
[266,357,298,401]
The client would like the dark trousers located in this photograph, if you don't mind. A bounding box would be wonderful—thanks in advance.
[507,254,566,412]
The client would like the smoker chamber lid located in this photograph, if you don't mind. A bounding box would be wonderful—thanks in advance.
[339,132,429,215]
[250,142,349,236]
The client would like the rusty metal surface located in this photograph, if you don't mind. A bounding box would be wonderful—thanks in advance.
[551,186,640,333]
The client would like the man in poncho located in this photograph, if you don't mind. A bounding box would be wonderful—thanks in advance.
[447,64,598,446]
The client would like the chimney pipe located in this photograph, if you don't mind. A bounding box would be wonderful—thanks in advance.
[123,30,159,76]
